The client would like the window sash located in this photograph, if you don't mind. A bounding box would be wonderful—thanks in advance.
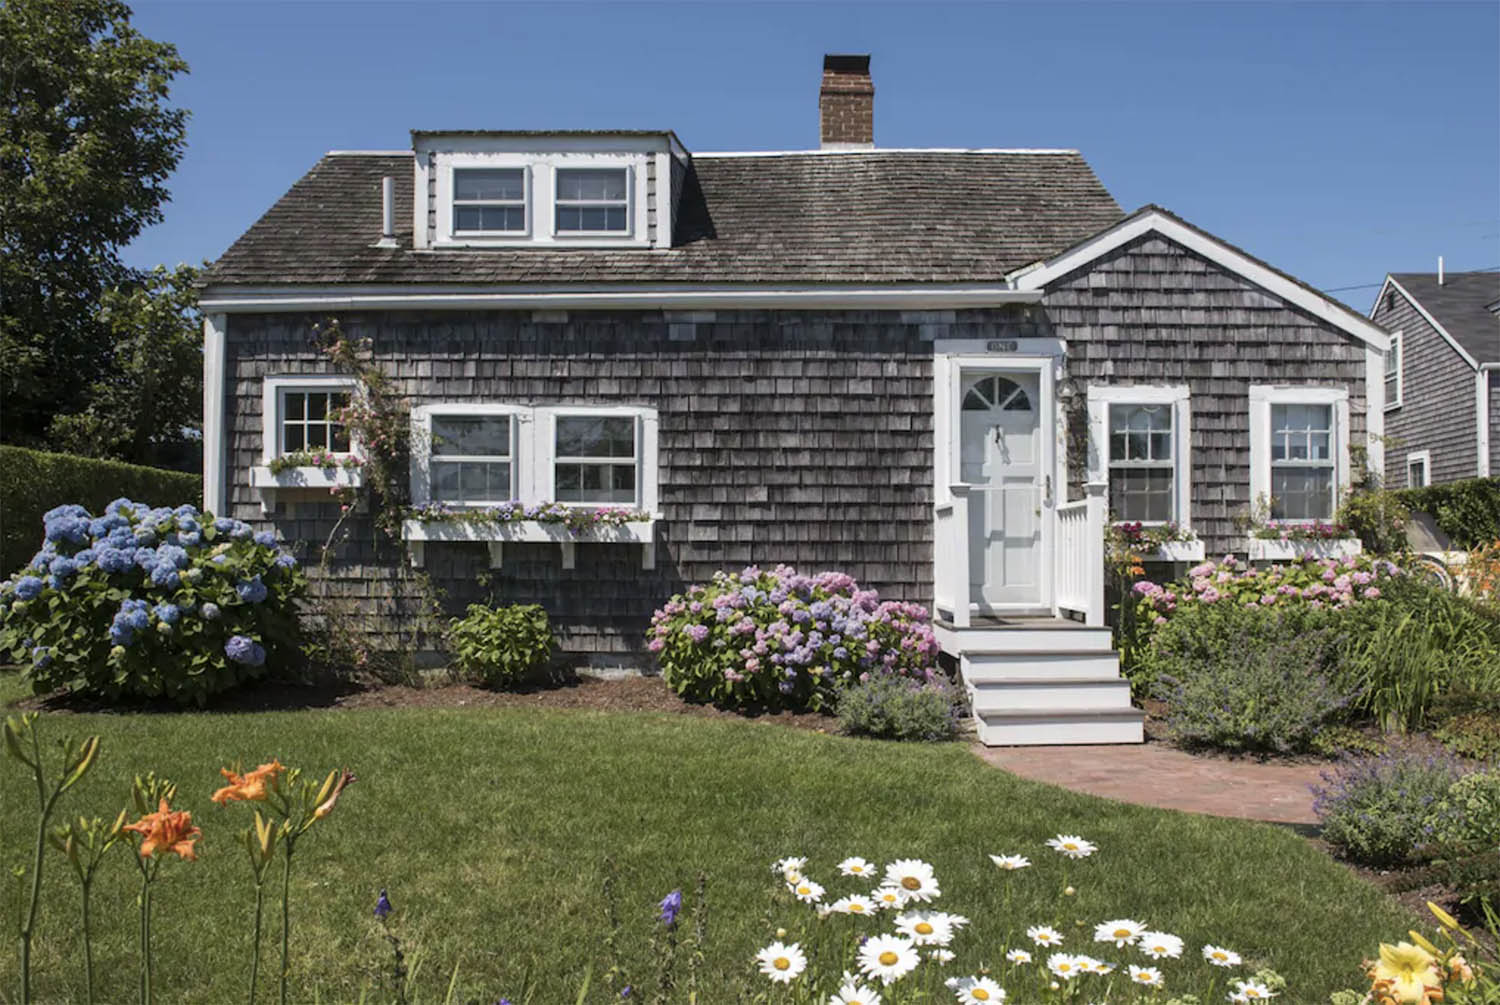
[1109,467,1174,523]
[425,412,515,506]
[554,413,639,503]
[279,390,351,455]
[452,168,526,233]
[555,168,629,233]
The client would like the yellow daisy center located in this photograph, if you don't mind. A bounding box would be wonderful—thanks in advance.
[974,991,991,1002]
[773,956,790,971]
[915,922,934,935]
[1115,928,1132,938]
[797,886,810,895]
[849,903,864,913]
[1063,843,1078,850]
[879,951,899,966]
[1212,952,1227,961]
[901,876,921,890]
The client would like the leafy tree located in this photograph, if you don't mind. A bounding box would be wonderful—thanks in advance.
[48,264,203,468]
[1,0,189,448]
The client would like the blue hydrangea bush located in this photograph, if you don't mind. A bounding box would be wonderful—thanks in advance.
[648,564,943,711]
[0,500,306,704]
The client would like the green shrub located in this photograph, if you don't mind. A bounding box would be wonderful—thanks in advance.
[1148,606,1352,754]
[447,603,555,687]
[835,672,961,742]
[0,499,305,704]
[1434,689,1500,762]
[1312,749,1469,867]
[1396,476,1500,549]
[0,446,201,578]
[648,565,941,711]
[1428,771,1500,912]
[1337,488,1410,555]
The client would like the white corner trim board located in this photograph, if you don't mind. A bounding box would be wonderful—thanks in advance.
[202,313,228,516]
[1364,343,1386,480]
[1013,209,1392,354]
[1478,368,1493,478]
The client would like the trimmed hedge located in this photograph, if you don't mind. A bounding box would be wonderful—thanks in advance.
[1,447,201,577]
[1396,476,1500,549]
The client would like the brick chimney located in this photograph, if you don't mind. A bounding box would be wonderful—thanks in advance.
[819,54,874,149]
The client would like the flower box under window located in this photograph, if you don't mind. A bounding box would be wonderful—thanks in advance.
[401,514,656,570]
[1247,537,1363,562]
[1151,539,1206,562]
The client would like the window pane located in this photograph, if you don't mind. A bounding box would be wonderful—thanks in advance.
[1109,468,1174,523]
[306,425,327,449]
[330,425,350,452]
[284,393,305,420]
[555,462,636,503]
[455,205,524,233]
[1109,404,1171,461]
[283,424,304,451]
[432,415,510,457]
[431,462,462,501]
[1271,467,1333,520]
[454,168,524,201]
[308,394,327,420]
[557,416,635,458]
[556,465,582,499]
[556,168,626,201]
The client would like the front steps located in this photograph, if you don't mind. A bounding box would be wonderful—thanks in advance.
[934,616,1144,747]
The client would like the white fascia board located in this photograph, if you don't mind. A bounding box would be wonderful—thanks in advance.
[199,283,1042,313]
[693,147,1081,157]
[1382,276,1481,370]
[1012,210,1392,354]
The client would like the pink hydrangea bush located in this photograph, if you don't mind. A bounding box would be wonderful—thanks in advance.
[649,565,942,710]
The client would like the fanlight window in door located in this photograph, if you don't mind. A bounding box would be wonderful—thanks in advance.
[1108,403,1175,522]
[962,375,1032,412]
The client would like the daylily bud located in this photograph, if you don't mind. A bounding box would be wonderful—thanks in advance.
[313,768,356,820]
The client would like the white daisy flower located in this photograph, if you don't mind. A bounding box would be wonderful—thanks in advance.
[1229,980,1278,1001]
[1046,953,1083,980]
[1075,955,1112,975]
[1139,931,1184,959]
[839,857,877,878]
[831,894,877,916]
[773,856,806,881]
[988,853,1030,871]
[1045,834,1098,859]
[1129,965,1164,988]
[894,911,954,947]
[928,948,955,963]
[828,977,883,1005]
[1093,918,1146,947]
[872,885,907,910]
[858,934,920,985]
[1203,944,1242,967]
[955,976,1007,1003]
[882,859,940,903]
[755,941,807,984]
[788,878,825,903]
[928,911,971,930]
[1027,924,1063,947]
[1004,948,1032,964]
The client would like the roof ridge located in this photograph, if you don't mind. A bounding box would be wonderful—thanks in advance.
[694,147,1081,158]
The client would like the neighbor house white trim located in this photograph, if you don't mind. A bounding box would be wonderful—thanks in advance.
[199,283,1044,313]
[202,313,228,516]
[1248,385,1351,522]
[409,403,531,506]
[1405,449,1432,488]
[1479,367,1494,478]
[1370,276,1482,370]
[1085,384,1193,528]
[1013,208,1392,353]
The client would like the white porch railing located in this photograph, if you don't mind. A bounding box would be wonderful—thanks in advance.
[933,484,971,627]
[1054,482,1107,626]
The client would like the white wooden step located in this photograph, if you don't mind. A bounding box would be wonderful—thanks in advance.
[969,676,1133,713]
[937,626,1114,654]
[976,708,1145,747]
[962,649,1122,681]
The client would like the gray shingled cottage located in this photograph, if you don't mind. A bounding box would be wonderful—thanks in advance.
[199,55,1394,744]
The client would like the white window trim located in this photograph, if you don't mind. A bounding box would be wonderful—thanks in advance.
[1405,449,1431,489]
[409,403,530,506]
[552,165,634,240]
[536,405,659,513]
[1248,385,1350,524]
[450,165,531,239]
[259,375,360,464]
[1086,385,1193,528]
[1384,330,1404,411]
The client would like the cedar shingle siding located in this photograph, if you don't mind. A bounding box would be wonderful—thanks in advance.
[1371,286,1479,486]
[1045,234,1369,547]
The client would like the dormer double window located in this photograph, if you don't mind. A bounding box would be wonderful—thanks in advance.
[450,166,631,238]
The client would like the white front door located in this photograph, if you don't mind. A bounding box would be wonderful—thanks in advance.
[959,372,1042,606]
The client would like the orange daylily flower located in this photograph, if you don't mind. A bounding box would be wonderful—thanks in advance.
[211,759,285,806]
[124,798,201,861]
[313,768,357,820]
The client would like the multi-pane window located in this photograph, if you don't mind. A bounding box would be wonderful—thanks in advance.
[555,168,629,233]
[1269,403,1335,519]
[1384,332,1402,408]
[429,413,513,505]
[280,390,351,453]
[1108,404,1174,522]
[452,168,526,233]
[555,415,638,503]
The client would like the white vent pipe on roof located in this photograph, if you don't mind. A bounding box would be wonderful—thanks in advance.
[1438,255,1445,286]
[381,176,395,243]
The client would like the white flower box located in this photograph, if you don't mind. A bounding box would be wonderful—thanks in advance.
[1247,537,1363,562]
[1151,539,1206,562]
[401,517,656,570]
[250,466,364,490]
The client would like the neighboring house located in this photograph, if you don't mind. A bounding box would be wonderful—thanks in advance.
[1368,269,1500,488]
[200,55,1393,745]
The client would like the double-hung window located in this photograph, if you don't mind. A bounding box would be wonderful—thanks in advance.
[1384,331,1403,410]
[553,413,639,504]
[554,168,629,233]
[1087,386,1192,526]
[452,168,527,234]
[429,411,515,505]
[1406,451,1431,489]
[1249,386,1350,523]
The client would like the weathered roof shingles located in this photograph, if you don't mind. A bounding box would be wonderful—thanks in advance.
[1390,271,1500,364]
[204,150,1123,287]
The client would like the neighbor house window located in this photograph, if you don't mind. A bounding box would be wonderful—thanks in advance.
[1384,331,1403,410]
[1406,451,1430,488]
[1249,386,1350,524]
[452,168,527,233]
[554,413,638,503]
[554,168,629,233]
[429,412,515,505]
[260,377,360,463]
[1086,386,1192,526]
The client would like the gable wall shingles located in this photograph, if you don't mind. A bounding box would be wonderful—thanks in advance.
[223,308,1039,661]
[1371,287,1479,486]
[1044,234,1370,551]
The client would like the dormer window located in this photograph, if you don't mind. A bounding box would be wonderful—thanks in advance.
[453,168,527,234]
[555,168,629,233]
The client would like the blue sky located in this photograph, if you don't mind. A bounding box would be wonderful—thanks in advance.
[127,1,1498,309]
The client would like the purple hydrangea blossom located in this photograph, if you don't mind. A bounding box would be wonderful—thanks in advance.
[14,576,43,600]
[225,635,266,666]
[237,577,268,604]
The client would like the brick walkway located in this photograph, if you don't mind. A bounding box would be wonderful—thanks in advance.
[973,741,1327,826]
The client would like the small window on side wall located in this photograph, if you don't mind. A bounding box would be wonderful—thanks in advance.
[280,388,351,454]
[1406,452,1430,489]
[555,168,629,233]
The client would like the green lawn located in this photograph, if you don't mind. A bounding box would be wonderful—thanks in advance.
[1,672,1412,1003]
